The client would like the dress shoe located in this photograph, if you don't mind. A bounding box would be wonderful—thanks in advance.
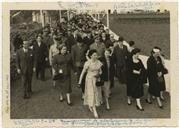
[67,101,73,106]
[160,97,165,101]
[158,105,164,109]
[145,99,152,104]
[136,105,144,111]
[59,96,64,102]
[59,99,64,102]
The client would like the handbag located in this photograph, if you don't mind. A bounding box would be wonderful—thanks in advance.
[96,77,104,87]
[53,69,64,80]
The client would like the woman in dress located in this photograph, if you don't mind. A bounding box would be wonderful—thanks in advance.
[125,41,135,105]
[100,49,115,110]
[126,48,147,111]
[52,45,73,106]
[78,49,103,118]
[146,47,168,108]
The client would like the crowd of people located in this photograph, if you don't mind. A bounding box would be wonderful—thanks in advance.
[15,13,168,118]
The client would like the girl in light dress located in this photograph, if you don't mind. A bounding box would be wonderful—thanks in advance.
[78,49,103,118]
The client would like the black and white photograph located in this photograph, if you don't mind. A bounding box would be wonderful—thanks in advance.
[2,1,179,127]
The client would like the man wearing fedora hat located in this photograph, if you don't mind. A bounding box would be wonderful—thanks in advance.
[16,40,36,99]
[113,36,128,84]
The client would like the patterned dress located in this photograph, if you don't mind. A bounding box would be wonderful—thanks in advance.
[83,59,103,107]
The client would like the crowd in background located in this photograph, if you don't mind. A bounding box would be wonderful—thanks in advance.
[14,13,168,118]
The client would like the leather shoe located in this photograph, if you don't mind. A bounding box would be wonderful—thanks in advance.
[145,99,152,104]
[60,99,64,102]
[67,102,73,106]
[159,105,164,109]
[136,105,144,111]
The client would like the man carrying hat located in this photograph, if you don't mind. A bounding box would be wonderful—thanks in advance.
[16,40,36,99]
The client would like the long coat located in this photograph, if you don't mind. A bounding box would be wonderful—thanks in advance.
[112,44,128,83]
[126,58,147,98]
[147,56,167,97]
[52,53,72,93]
[16,48,35,75]
[66,34,76,52]
[100,57,115,88]
[33,41,48,65]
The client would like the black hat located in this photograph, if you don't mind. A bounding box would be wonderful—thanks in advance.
[129,41,135,46]
[118,36,124,42]
[131,48,141,56]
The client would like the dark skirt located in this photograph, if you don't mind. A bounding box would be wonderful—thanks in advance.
[159,77,166,91]
[128,74,144,98]
[148,76,166,97]
[56,75,72,93]
[116,66,126,84]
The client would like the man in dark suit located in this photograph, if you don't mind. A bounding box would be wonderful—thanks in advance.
[113,37,128,84]
[13,32,23,52]
[42,27,51,50]
[16,40,36,99]
[66,29,76,52]
[33,34,48,81]
[105,34,115,48]
[71,36,88,98]
[82,30,94,49]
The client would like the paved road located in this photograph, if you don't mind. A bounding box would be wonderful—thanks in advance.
[11,68,170,119]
